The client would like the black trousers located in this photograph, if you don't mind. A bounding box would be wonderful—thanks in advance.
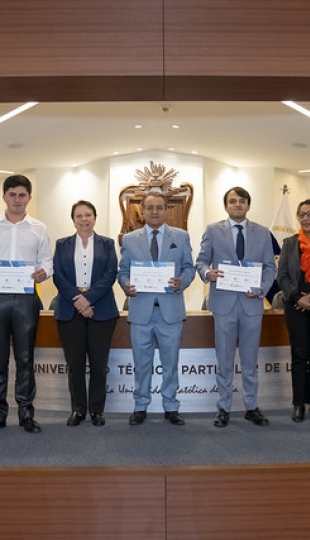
[57,313,117,415]
[284,301,310,406]
[0,293,40,420]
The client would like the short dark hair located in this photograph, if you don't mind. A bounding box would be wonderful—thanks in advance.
[297,199,310,216]
[141,190,168,209]
[3,174,32,195]
[223,186,251,206]
[71,200,97,220]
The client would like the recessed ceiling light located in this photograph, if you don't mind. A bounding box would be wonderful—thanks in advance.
[135,124,143,129]
[112,151,119,155]
[136,147,143,151]
[168,147,175,151]
[171,124,180,129]
[191,150,198,155]
[292,142,307,148]
[7,143,24,149]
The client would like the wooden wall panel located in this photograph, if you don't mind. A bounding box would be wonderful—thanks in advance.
[0,468,165,540]
[0,0,164,101]
[164,0,310,76]
[0,0,163,77]
[164,0,310,100]
[1,1,310,101]
[1,465,310,540]
[167,465,310,540]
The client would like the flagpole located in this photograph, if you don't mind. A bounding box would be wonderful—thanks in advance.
[270,184,296,248]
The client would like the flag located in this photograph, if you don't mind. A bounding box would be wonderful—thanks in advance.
[270,192,297,248]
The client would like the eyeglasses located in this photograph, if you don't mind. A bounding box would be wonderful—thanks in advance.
[298,212,310,220]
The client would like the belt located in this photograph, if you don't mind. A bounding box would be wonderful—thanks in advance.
[154,301,159,306]
[78,287,90,292]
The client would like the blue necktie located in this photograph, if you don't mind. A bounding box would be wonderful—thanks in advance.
[235,225,244,261]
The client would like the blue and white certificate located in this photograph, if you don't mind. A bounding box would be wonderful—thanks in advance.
[130,261,175,293]
[0,260,34,294]
[216,262,262,293]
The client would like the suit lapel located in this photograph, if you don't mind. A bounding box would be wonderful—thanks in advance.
[67,235,77,280]
[161,225,173,260]
[140,226,152,260]
[244,220,255,260]
[223,219,236,260]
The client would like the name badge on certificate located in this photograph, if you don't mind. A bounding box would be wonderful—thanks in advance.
[130,261,175,293]
[0,260,35,294]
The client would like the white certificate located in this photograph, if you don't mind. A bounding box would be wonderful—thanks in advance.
[216,263,262,293]
[0,260,35,294]
[130,261,175,293]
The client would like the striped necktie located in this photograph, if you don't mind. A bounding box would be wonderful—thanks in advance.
[150,229,159,261]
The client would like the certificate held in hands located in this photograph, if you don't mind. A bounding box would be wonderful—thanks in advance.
[216,262,262,293]
[0,260,34,294]
[130,261,175,293]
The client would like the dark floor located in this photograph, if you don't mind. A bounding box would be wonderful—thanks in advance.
[0,408,309,467]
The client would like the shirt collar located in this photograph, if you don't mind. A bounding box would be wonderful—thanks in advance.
[146,224,165,236]
[0,211,33,224]
[229,218,247,229]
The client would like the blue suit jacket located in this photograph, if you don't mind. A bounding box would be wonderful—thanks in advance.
[118,224,195,324]
[53,233,119,321]
[196,219,276,316]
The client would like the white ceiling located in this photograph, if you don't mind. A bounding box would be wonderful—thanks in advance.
[0,101,310,176]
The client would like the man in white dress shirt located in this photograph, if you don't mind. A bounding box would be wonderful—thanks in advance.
[0,175,53,432]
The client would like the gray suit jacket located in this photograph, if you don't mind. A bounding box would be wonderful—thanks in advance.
[196,219,276,316]
[118,224,195,324]
[277,234,301,303]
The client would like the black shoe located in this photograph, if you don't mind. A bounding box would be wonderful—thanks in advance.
[67,411,86,426]
[292,405,305,422]
[214,408,230,428]
[245,407,269,426]
[0,418,6,428]
[19,417,41,433]
[91,413,105,426]
[164,411,185,425]
[129,411,146,425]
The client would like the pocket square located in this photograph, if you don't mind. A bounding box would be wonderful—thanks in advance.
[170,243,177,249]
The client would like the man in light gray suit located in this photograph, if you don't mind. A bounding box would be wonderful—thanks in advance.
[196,187,276,428]
[118,191,195,426]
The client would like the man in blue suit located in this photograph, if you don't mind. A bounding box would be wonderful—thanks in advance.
[118,191,195,425]
[196,187,276,428]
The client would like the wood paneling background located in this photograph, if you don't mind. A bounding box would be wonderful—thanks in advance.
[1,0,310,101]
[1,465,310,539]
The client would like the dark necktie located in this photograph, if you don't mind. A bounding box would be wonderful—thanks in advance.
[150,229,159,261]
[235,224,244,261]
